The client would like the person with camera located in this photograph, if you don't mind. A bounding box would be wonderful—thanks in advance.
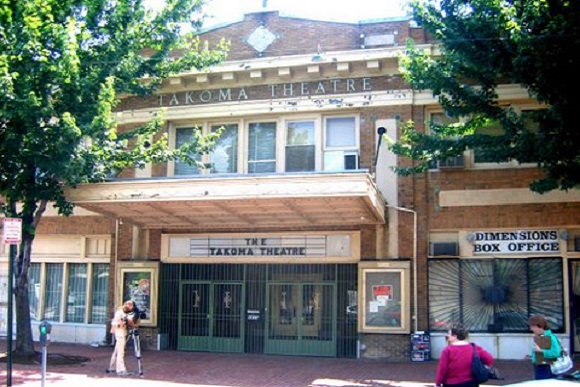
[107,300,139,376]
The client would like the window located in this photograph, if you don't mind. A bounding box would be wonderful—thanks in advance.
[167,114,359,176]
[248,122,277,173]
[28,263,109,324]
[91,263,110,324]
[174,127,201,175]
[66,263,87,323]
[210,124,238,174]
[44,263,63,322]
[427,112,465,169]
[428,258,563,332]
[472,118,511,164]
[28,263,41,320]
[324,117,359,171]
[285,120,315,172]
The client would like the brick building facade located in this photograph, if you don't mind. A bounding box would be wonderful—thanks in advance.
[1,10,579,362]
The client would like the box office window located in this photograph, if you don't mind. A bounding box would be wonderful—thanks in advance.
[428,258,564,333]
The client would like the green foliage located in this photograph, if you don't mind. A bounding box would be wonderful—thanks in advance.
[0,0,228,355]
[0,0,228,217]
[392,0,580,193]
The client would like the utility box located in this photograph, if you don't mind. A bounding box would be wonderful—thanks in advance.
[411,331,431,362]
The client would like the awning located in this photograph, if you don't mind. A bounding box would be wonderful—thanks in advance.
[64,172,386,230]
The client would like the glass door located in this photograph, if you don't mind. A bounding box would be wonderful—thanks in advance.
[265,282,336,356]
[178,281,244,353]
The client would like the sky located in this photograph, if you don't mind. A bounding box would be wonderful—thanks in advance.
[199,0,411,28]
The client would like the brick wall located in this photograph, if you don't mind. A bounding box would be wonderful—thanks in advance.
[198,12,420,61]
[361,333,410,361]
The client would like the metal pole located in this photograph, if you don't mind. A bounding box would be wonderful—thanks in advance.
[388,205,418,333]
[6,243,16,387]
[41,345,47,387]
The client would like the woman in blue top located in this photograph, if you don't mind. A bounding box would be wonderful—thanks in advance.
[528,314,562,380]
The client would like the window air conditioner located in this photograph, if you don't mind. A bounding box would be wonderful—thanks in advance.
[344,152,359,170]
[429,242,459,256]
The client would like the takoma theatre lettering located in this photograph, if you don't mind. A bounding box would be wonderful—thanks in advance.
[472,230,560,254]
[190,237,312,257]
[158,78,372,106]
[208,247,306,256]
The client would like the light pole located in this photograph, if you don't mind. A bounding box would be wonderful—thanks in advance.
[388,205,418,333]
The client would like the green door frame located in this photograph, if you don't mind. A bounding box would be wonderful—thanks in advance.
[265,281,337,357]
[178,280,245,353]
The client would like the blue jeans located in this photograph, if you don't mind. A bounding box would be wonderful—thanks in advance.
[534,364,555,380]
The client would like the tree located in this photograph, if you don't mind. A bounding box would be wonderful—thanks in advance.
[390,0,580,193]
[0,0,228,356]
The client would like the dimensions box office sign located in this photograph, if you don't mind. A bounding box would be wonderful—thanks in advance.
[470,229,560,254]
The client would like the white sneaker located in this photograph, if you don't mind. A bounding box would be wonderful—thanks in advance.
[117,371,131,377]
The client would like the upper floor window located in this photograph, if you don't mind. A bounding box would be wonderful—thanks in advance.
[285,120,315,172]
[210,124,238,174]
[248,122,277,173]
[175,127,201,176]
[427,108,542,171]
[323,116,359,171]
[170,114,360,176]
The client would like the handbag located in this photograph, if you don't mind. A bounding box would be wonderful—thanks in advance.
[471,343,490,383]
[550,337,574,375]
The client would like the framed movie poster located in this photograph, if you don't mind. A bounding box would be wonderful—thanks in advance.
[358,261,410,333]
[116,261,158,326]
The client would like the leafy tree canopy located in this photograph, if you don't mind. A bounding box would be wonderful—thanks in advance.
[0,0,228,355]
[391,0,580,193]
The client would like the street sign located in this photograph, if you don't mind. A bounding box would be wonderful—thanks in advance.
[2,218,22,245]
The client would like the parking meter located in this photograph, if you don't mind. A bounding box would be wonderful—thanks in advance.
[39,320,52,346]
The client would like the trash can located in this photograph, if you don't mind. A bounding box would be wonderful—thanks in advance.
[410,331,431,362]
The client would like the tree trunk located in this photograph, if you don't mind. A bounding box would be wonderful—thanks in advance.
[14,235,36,356]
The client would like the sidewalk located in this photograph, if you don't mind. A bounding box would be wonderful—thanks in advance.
[2,342,538,387]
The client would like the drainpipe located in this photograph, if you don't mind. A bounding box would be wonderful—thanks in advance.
[388,205,418,333]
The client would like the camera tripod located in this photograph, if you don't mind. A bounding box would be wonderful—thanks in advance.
[126,328,144,376]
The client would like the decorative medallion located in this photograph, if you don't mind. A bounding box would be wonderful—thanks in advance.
[246,26,277,54]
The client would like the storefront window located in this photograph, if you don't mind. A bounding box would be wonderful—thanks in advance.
[44,263,63,321]
[27,262,109,324]
[91,263,110,324]
[428,258,564,332]
[28,263,41,320]
[358,261,411,333]
[66,263,87,323]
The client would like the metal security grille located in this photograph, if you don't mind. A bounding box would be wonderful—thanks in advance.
[159,263,357,358]
[428,257,564,333]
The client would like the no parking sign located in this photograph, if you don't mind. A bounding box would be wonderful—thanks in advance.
[2,218,22,245]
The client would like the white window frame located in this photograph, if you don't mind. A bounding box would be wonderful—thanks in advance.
[166,113,360,176]
[322,115,360,171]
[282,116,321,172]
